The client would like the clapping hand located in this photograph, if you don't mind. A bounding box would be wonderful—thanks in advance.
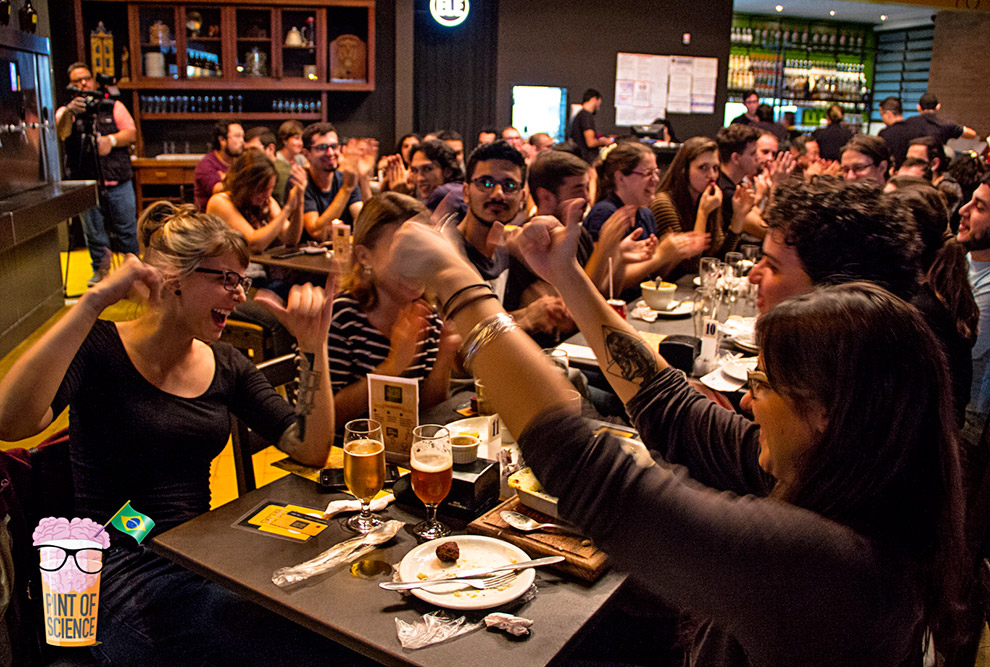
[619,228,658,263]
[767,150,796,187]
[384,301,431,374]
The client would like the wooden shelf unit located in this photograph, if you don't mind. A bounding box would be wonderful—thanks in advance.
[75,0,375,156]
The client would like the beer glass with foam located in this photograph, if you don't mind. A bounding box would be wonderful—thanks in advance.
[343,418,386,533]
[410,424,453,540]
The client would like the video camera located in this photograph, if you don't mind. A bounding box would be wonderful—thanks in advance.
[66,73,120,118]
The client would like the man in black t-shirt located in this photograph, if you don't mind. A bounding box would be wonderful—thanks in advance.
[568,88,613,164]
[299,122,370,240]
[881,93,978,168]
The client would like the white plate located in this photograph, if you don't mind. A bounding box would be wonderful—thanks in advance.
[397,536,536,610]
[652,300,694,318]
[699,368,745,392]
[301,245,328,254]
[721,356,757,381]
[731,335,759,353]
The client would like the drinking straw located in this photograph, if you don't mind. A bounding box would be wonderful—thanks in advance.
[608,257,614,301]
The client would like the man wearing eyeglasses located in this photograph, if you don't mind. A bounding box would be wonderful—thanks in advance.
[449,140,571,336]
[299,122,369,240]
[194,120,244,211]
[55,62,139,287]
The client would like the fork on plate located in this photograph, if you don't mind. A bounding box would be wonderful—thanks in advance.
[380,571,517,592]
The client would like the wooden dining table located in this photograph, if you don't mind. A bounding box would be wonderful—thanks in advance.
[250,246,338,276]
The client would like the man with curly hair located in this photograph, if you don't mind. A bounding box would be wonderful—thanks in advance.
[750,176,971,422]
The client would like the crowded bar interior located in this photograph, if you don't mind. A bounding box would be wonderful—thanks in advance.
[1,0,989,664]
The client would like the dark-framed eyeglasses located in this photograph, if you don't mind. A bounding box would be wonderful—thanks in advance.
[194,268,252,292]
[839,162,874,175]
[629,168,661,179]
[310,142,339,153]
[746,369,772,396]
[471,176,523,194]
[38,546,104,574]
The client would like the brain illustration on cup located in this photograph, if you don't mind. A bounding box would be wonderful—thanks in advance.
[33,517,109,646]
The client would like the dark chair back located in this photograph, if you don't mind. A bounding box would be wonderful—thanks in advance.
[229,354,298,496]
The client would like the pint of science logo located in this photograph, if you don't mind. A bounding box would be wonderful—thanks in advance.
[430,0,469,27]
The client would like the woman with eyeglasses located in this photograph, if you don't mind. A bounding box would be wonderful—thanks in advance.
[383,207,966,665]
[585,142,708,292]
[0,204,366,663]
[327,192,460,426]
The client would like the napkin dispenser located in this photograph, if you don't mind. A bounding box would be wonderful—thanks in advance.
[658,335,700,374]
[447,458,499,516]
[393,458,499,520]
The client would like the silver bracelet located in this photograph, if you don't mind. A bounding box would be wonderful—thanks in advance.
[460,312,519,374]
[294,352,320,431]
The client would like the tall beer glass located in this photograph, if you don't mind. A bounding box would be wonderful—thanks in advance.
[410,424,453,540]
[343,419,386,533]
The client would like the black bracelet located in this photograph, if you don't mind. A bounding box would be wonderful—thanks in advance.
[442,283,491,317]
[445,292,499,323]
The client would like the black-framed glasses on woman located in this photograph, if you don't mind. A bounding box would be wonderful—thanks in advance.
[38,546,104,574]
[193,268,252,293]
[746,369,772,396]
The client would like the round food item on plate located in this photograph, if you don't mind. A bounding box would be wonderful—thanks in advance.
[435,541,460,563]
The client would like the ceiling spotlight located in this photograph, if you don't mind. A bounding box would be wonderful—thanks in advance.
[880,14,888,20]
[829,9,836,15]
[775,4,783,11]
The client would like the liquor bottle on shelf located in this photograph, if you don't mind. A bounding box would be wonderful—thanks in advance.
[19,0,37,33]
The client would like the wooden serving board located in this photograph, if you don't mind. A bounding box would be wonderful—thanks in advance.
[467,496,610,582]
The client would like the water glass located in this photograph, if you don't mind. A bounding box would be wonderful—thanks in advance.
[543,348,569,375]
[699,257,720,292]
[692,287,719,338]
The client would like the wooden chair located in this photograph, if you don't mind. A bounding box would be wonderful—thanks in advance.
[229,354,298,496]
[220,318,273,363]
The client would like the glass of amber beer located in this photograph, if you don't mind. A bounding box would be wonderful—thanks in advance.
[410,424,453,540]
[343,419,386,533]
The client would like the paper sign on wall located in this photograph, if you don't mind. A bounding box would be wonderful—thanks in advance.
[614,52,717,122]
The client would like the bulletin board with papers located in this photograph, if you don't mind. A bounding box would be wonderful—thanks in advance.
[615,52,718,125]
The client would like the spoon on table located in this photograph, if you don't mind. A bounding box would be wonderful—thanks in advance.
[500,511,583,536]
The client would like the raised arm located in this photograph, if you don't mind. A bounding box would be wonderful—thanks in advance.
[254,272,337,466]
[0,257,162,440]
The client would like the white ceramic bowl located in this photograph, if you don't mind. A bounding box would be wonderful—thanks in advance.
[450,434,480,464]
[508,468,559,519]
[641,280,677,311]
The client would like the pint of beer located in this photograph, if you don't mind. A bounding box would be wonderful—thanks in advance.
[344,439,385,502]
[411,453,452,505]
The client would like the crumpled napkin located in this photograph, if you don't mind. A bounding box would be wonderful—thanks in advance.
[629,300,659,323]
[323,493,395,518]
[484,612,533,636]
[395,611,536,648]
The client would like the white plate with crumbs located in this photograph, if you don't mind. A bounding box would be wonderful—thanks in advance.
[397,535,535,610]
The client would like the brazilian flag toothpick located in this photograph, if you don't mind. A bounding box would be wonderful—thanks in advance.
[93,500,155,544]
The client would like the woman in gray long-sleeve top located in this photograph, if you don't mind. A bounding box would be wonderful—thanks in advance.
[385,200,966,666]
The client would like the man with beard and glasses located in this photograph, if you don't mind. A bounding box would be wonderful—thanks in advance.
[959,174,990,425]
[447,140,571,337]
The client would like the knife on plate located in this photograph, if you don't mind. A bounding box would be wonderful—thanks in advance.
[379,556,564,591]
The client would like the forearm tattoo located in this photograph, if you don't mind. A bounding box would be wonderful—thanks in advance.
[601,325,659,385]
[293,351,320,439]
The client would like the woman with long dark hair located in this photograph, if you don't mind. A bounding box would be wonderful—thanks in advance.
[384,207,966,665]
[206,147,304,252]
[585,142,706,288]
[650,137,742,278]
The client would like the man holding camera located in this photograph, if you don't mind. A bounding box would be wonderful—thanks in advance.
[55,62,139,287]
